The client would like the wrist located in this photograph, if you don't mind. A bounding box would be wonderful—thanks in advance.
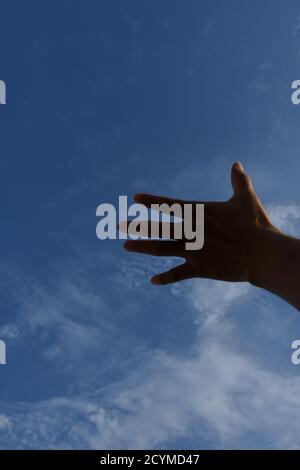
[246,226,284,288]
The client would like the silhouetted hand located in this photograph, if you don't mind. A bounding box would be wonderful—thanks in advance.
[123,163,273,283]
[122,162,300,311]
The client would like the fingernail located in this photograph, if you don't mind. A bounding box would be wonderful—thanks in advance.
[234,161,244,171]
[151,276,163,285]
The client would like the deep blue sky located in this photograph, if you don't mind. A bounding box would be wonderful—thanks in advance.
[0,0,300,449]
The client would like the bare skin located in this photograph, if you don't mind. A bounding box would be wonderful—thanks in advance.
[123,162,300,311]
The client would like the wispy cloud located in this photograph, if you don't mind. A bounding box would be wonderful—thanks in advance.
[0,415,11,432]
[0,203,300,449]
[268,202,300,235]
[3,317,300,449]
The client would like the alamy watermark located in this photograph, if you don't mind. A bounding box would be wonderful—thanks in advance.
[291,340,300,365]
[0,80,6,105]
[96,196,204,250]
[0,79,6,363]
[0,79,6,364]
[0,340,6,365]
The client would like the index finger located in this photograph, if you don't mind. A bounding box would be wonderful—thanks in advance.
[133,193,222,215]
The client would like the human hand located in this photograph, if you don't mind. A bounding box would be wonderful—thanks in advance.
[122,162,278,285]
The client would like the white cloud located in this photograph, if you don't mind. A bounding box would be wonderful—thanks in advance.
[1,203,300,449]
[0,415,11,431]
[0,324,20,340]
[3,335,300,449]
[268,202,300,235]
[188,280,249,329]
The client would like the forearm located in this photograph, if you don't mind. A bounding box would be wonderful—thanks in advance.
[249,228,300,311]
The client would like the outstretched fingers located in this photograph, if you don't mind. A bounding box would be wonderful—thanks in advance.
[124,239,185,257]
[119,220,183,239]
[133,193,219,216]
[151,262,192,285]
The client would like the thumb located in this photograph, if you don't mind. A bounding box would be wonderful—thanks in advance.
[231,162,254,196]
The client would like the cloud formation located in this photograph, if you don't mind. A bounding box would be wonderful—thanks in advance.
[0,203,300,449]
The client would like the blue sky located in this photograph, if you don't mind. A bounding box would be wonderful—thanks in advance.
[0,0,300,449]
